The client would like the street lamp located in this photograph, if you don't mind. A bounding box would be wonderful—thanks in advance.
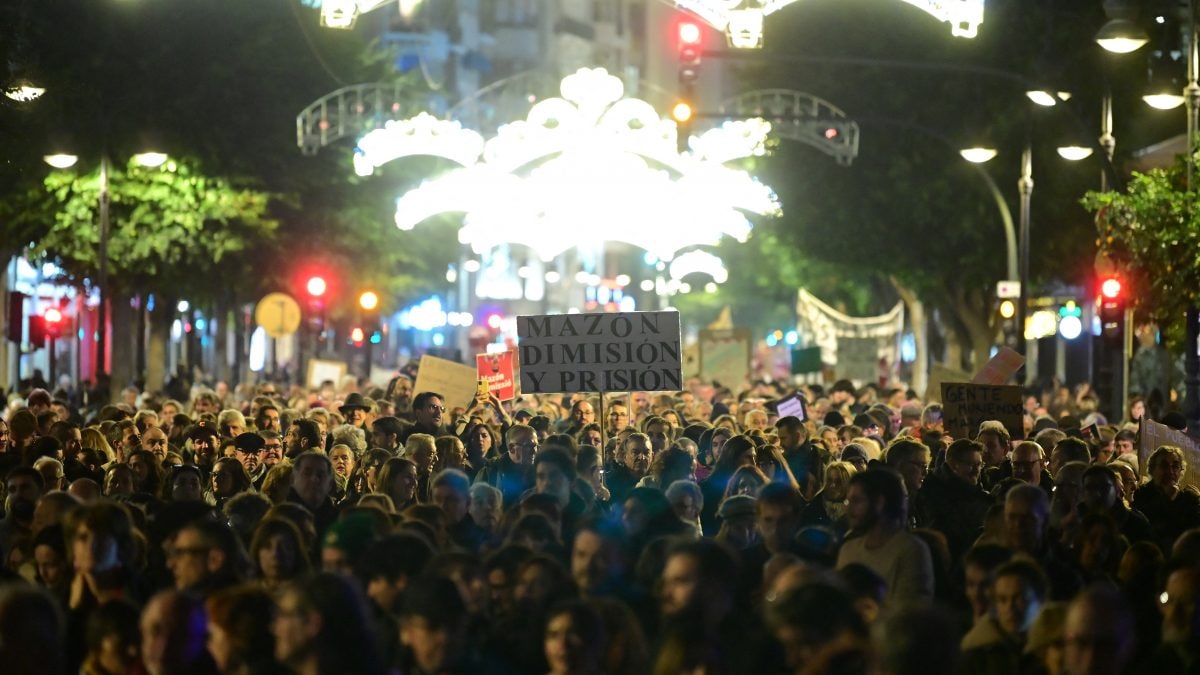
[1095,19,1150,53]
[43,151,171,380]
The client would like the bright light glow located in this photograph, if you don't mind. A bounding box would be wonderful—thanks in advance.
[785,330,799,345]
[619,296,637,312]
[177,300,190,313]
[1026,310,1058,340]
[766,333,778,347]
[545,271,561,284]
[960,147,997,163]
[306,276,327,297]
[705,282,718,293]
[1095,19,1149,53]
[575,271,590,284]
[640,279,655,292]
[1056,146,1094,161]
[1145,93,1186,110]
[171,319,183,340]
[669,250,729,283]
[999,300,1015,319]
[1101,277,1123,299]
[487,314,503,329]
[517,266,532,278]
[644,252,658,265]
[249,327,267,372]
[1026,90,1058,107]
[374,68,778,262]
[671,101,694,123]
[359,291,379,311]
[43,154,79,169]
[446,266,458,283]
[567,307,581,314]
[350,327,365,343]
[399,297,447,331]
[133,152,169,168]
[432,333,445,346]
[463,260,481,273]
[679,21,703,45]
[355,113,485,178]
[4,81,45,103]
[615,274,631,286]
[679,282,692,294]
[1059,315,1083,340]
[44,308,63,323]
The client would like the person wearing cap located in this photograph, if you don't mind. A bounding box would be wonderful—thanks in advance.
[399,392,447,444]
[338,393,373,431]
[233,432,266,486]
[714,495,758,551]
[186,423,220,469]
[839,443,869,473]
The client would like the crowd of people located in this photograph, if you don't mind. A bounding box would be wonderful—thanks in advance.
[0,368,1194,674]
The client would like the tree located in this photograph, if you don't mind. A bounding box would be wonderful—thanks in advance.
[1082,158,1200,346]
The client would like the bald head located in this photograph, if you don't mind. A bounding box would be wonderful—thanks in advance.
[68,478,102,503]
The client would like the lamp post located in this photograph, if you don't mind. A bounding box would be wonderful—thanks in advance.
[44,151,169,383]
[1185,0,1200,431]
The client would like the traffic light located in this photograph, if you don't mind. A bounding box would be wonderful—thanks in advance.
[350,326,365,345]
[358,291,378,311]
[27,315,46,347]
[1098,275,1126,346]
[671,101,694,124]
[306,276,327,299]
[677,20,702,83]
[43,307,64,339]
[997,299,1018,347]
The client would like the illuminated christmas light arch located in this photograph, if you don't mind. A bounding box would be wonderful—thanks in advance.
[353,67,781,262]
[677,0,984,48]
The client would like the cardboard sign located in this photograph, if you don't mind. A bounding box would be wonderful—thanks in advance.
[1139,418,1200,489]
[924,364,972,402]
[516,311,683,393]
[306,359,348,389]
[940,382,1024,441]
[776,394,807,421]
[972,347,1025,385]
[414,354,478,410]
[699,328,752,389]
[476,351,516,401]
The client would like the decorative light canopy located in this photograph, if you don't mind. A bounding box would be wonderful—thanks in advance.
[669,250,729,283]
[355,67,780,262]
[4,79,44,103]
[677,0,983,48]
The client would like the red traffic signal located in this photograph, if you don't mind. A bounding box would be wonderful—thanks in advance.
[1100,277,1122,299]
[306,276,327,298]
[43,307,64,339]
[677,20,702,82]
[350,326,365,345]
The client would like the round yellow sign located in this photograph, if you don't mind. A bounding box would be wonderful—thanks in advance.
[255,292,302,338]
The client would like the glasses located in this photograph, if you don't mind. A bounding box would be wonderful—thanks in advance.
[904,461,930,474]
[167,545,208,559]
[427,405,447,413]
[263,444,283,453]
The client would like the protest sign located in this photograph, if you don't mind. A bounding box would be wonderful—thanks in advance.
[517,311,682,393]
[414,354,478,410]
[306,359,347,389]
[476,351,516,401]
[940,382,1024,440]
[699,329,752,388]
[1139,418,1200,489]
[972,346,1025,385]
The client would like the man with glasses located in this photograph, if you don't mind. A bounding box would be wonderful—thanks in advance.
[474,424,537,509]
[260,431,285,481]
[400,392,447,444]
[1010,441,1053,498]
[255,404,282,433]
[233,432,267,488]
[916,438,992,561]
[166,519,244,597]
[883,439,931,496]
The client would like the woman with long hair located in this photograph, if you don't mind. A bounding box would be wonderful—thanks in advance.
[462,422,497,468]
[210,457,253,510]
[79,428,115,464]
[249,518,310,591]
[544,601,608,675]
[699,434,757,532]
[65,502,141,616]
[126,450,164,496]
[375,457,420,511]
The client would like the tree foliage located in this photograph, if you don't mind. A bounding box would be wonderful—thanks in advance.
[2,157,276,300]
[1082,157,1200,340]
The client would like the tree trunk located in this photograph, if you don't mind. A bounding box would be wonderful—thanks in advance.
[109,290,135,400]
[890,277,928,398]
[951,287,999,376]
[145,298,171,395]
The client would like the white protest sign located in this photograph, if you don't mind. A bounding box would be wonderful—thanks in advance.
[413,354,479,410]
[517,311,683,393]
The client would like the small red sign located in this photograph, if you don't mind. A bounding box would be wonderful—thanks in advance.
[476,351,516,402]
